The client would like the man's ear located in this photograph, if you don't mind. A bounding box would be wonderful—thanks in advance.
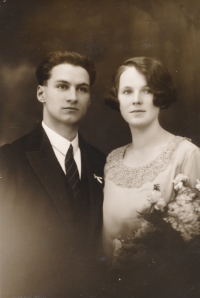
[37,85,45,103]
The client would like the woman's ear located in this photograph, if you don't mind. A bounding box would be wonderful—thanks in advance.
[37,85,45,103]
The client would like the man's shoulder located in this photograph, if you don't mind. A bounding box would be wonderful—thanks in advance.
[83,141,106,157]
[0,126,45,178]
[0,125,43,153]
[79,136,106,161]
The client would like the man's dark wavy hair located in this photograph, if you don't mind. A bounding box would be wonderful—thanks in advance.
[105,56,178,111]
[36,51,96,86]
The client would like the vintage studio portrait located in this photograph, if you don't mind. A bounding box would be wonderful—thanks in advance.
[1,0,200,297]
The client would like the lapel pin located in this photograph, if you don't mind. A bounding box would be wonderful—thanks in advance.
[94,174,103,184]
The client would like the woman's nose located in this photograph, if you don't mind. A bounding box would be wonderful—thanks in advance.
[132,92,142,104]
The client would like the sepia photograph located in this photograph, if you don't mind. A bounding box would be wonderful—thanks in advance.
[0,0,200,297]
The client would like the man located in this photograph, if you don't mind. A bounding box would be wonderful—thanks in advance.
[0,51,106,298]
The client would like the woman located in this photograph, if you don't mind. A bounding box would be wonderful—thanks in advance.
[102,57,200,264]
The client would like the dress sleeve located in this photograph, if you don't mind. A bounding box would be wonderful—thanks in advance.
[180,145,200,188]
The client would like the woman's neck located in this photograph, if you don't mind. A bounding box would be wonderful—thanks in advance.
[129,120,168,151]
[123,120,174,168]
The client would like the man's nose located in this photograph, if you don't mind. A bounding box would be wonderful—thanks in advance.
[66,87,77,102]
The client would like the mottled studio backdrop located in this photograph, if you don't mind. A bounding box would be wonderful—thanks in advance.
[0,0,200,153]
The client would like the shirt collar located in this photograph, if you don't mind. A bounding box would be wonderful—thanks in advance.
[42,121,79,156]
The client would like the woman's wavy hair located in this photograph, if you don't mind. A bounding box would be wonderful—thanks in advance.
[105,57,178,111]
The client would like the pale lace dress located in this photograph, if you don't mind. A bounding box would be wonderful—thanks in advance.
[102,137,200,259]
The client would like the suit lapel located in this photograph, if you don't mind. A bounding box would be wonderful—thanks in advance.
[79,136,104,241]
[25,127,73,224]
[24,127,104,233]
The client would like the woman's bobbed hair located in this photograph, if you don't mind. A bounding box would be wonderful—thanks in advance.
[105,57,178,111]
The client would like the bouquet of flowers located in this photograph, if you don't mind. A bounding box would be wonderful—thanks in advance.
[112,174,200,270]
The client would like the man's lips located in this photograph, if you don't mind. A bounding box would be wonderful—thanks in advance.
[63,107,79,111]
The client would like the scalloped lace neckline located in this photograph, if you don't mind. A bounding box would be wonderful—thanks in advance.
[106,136,186,188]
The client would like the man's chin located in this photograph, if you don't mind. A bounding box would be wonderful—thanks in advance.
[60,114,81,125]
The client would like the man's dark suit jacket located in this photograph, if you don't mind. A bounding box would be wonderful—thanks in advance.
[0,125,106,298]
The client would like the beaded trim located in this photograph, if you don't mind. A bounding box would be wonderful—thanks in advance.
[105,136,186,188]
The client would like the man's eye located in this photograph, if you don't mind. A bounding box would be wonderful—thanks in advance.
[57,85,68,90]
[78,87,89,93]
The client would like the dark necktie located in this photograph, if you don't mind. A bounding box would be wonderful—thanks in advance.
[65,144,80,196]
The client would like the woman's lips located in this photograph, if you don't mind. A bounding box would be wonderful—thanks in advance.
[130,110,145,113]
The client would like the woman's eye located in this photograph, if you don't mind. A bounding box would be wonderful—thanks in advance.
[142,89,151,94]
[123,90,132,95]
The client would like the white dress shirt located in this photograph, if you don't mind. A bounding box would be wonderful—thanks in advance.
[42,121,81,178]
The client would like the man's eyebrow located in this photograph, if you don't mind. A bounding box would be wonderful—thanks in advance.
[55,80,70,84]
[77,83,90,87]
[55,80,89,87]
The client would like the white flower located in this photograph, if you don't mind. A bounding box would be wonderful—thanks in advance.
[154,198,166,211]
[196,179,200,191]
[173,181,183,190]
[141,220,150,229]
[174,174,189,183]
[144,200,152,209]
[176,193,192,203]
[147,189,162,204]
[188,192,196,199]
[173,174,189,190]
[113,237,122,251]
